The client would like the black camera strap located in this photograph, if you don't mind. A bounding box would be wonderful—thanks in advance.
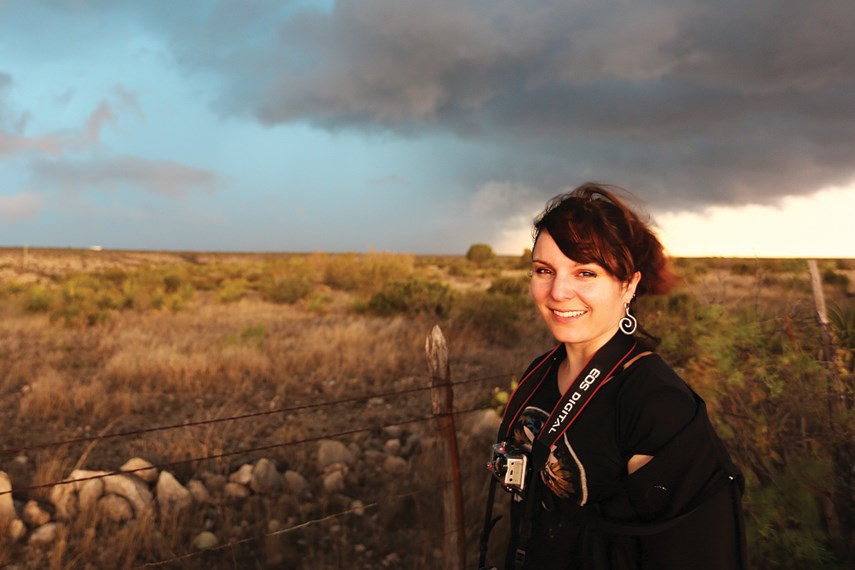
[536,331,637,452]
[499,331,638,451]
[494,331,640,569]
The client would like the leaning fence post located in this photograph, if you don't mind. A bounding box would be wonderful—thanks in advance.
[807,259,855,545]
[426,324,466,570]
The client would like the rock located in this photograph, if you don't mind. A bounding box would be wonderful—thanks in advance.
[156,471,192,513]
[201,473,227,493]
[383,455,408,475]
[347,442,361,458]
[322,470,345,494]
[7,519,26,542]
[121,457,158,484]
[223,482,249,499]
[350,500,366,517]
[283,470,308,495]
[0,471,16,521]
[383,439,401,456]
[317,440,354,468]
[49,482,78,520]
[382,552,401,567]
[229,464,254,486]
[68,470,107,493]
[250,459,281,494]
[98,495,134,523]
[364,449,385,463]
[186,480,211,504]
[193,531,218,550]
[81,470,153,517]
[382,426,403,439]
[22,501,51,527]
[78,479,105,512]
[28,522,58,547]
[104,477,152,517]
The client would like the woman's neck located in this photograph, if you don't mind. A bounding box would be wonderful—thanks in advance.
[559,328,620,391]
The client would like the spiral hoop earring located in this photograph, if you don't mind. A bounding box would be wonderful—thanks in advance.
[619,303,637,335]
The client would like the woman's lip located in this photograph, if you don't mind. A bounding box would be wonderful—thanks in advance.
[552,309,586,318]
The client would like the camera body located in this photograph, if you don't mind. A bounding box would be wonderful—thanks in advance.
[487,441,529,494]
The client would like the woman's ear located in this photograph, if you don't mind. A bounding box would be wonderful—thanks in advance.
[624,271,641,302]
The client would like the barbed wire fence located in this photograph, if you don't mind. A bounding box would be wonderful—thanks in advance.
[0,325,513,569]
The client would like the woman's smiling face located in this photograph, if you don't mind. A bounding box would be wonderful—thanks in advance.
[530,230,639,357]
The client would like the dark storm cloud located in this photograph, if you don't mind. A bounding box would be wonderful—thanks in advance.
[235,0,855,208]
[37,0,855,210]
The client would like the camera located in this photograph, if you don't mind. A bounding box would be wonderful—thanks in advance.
[487,441,529,494]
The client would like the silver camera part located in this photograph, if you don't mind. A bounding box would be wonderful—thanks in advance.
[488,442,529,493]
[503,454,528,492]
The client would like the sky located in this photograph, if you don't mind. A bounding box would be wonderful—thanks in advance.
[1,0,853,258]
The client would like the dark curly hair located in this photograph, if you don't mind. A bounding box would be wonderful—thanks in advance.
[533,182,676,297]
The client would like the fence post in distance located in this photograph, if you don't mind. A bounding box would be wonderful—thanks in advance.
[426,324,466,570]
[807,259,854,548]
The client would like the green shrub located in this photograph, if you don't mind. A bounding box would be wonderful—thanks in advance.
[822,268,850,288]
[487,275,530,297]
[24,285,54,313]
[731,262,755,276]
[218,279,248,303]
[225,324,267,350]
[466,243,495,265]
[323,253,414,294]
[306,292,333,315]
[367,279,451,317]
[519,248,533,268]
[445,259,473,278]
[451,290,532,344]
[163,273,182,293]
[261,273,313,304]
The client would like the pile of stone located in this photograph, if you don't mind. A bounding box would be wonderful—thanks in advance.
[0,424,426,555]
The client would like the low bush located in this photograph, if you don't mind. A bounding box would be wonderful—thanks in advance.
[367,279,451,317]
[218,278,248,303]
[822,268,850,288]
[259,259,315,304]
[451,289,533,344]
[487,275,530,296]
[466,243,495,265]
[323,252,414,295]
[24,285,54,313]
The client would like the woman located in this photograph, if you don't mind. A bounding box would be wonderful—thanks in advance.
[487,183,746,569]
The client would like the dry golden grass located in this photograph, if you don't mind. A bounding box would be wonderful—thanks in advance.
[0,249,852,568]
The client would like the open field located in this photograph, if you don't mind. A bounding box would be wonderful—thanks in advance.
[1,248,853,569]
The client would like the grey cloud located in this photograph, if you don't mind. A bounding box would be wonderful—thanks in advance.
[1,77,130,156]
[25,0,855,211]
[218,0,855,209]
[32,156,218,199]
[85,101,116,143]
[0,192,44,220]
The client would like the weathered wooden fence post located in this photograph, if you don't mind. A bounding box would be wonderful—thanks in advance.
[426,324,466,570]
[807,259,854,548]
[807,260,846,415]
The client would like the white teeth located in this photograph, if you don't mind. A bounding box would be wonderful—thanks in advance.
[553,309,585,318]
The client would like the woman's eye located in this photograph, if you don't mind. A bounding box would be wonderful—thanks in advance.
[532,267,553,277]
[578,270,597,278]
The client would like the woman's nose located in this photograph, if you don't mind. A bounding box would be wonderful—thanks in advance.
[549,273,576,301]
